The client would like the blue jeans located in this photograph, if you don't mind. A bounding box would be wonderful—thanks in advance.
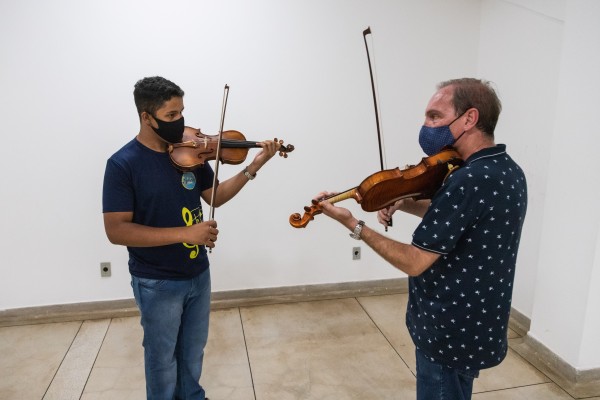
[416,348,479,400]
[131,268,211,400]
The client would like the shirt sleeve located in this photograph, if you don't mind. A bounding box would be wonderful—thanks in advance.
[102,158,134,213]
[194,163,215,192]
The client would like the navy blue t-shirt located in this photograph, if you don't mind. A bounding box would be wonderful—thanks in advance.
[408,144,527,370]
[102,138,214,280]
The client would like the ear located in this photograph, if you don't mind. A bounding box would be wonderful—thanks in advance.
[464,108,479,131]
[141,111,154,127]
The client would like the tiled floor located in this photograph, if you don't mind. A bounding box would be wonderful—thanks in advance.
[1,293,597,400]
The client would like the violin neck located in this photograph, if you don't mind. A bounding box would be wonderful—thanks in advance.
[326,188,360,205]
[221,139,292,153]
[221,139,260,149]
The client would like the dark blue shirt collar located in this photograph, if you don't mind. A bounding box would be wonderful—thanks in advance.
[464,144,506,165]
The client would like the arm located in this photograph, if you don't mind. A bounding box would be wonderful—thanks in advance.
[397,198,431,217]
[201,139,278,207]
[103,212,218,248]
[321,201,439,276]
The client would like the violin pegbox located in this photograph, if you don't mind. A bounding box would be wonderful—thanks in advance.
[274,137,294,158]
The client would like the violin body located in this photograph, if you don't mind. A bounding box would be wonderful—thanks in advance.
[289,148,463,228]
[359,148,463,210]
[168,126,294,171]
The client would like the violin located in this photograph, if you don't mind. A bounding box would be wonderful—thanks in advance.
[289,148,463,228]
[168,126,295,171]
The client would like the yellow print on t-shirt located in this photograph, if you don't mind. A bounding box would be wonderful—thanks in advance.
[182,206,203,259]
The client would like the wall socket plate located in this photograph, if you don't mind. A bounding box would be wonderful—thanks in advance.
[100,262,111,277]
[352,247,361,260]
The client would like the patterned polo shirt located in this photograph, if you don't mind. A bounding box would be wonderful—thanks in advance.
[407,144,527,370]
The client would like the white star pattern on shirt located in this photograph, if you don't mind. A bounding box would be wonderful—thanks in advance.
[407,146,527,370]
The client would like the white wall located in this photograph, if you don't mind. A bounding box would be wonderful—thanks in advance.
[525,0,600,370]
[2,0,599,373]
[478,0,600,370]
[477,0,565,319]
[0,0,480,309]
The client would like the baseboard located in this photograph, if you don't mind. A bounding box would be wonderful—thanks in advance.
[0,278,408,327]
[0,298,140,327]
[507,305,531,337]
[210,278,409,310]
[511,334,600,398]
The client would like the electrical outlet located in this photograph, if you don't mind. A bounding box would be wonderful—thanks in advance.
[100,262,111,277]
[352,247,361,260]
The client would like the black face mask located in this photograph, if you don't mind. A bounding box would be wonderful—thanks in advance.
[150,115,185,143]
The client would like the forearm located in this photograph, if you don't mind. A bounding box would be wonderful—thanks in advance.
[209,140,278,207]
[210,165,256,207]
[396,198,431,218]
[105,220,188,247]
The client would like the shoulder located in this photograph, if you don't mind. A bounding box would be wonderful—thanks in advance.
[107,138,158,170]
[109,138,140,160]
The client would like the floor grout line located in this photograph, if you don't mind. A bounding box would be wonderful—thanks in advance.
[43,319,111,400]
[506,344,577,399]
[354,297,416,378]
[79,318,113,399]
[237,307,257,400]
[41,320,84,400]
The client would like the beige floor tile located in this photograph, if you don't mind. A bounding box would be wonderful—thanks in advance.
[357,294,415,372]
[81,316,145,400]
[357,293,551,394]
[241,298,416,400]
[2,296,590,400]
[474,348,550,392]
[472,382,574,399]
[200,308,255,400]
[0,321,81,400]
[44,319,110,400]
[82,310,254,400]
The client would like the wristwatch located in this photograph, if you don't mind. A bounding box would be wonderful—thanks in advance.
[349,220,365,240]
[243,166,256,180]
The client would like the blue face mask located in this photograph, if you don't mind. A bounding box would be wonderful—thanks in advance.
[418,113,465,156]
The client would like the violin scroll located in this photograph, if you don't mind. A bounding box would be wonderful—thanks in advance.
[289,199,322,228]
[274,137,295,158]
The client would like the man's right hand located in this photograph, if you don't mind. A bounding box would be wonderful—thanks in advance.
[378,199,406,227]
[377,198,431,224]
[186,220,219,248]
[377,206,394,228]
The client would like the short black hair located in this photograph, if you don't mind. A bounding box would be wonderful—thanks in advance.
[133,76,184,117]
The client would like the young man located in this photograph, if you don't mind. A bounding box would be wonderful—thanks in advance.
[318,78,527,400]
[102,76,278,400]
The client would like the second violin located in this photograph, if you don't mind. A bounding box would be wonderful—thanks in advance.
[289,148,463,228]
[168,126,294,171]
